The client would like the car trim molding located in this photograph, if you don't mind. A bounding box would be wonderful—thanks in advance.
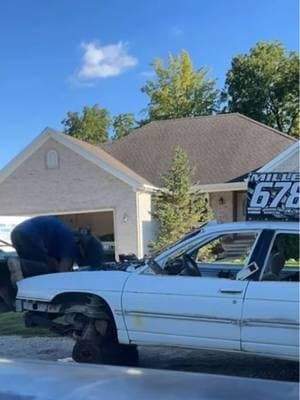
[242,318,299,330]
[117,310,299,330]
[122,310,239,325]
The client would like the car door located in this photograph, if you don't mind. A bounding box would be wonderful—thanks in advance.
[241,231,300,360]
[122,230,259,351]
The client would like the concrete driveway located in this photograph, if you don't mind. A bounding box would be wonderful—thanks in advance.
[0,336,298,382]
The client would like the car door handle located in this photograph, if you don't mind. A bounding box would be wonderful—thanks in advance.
[219,289,243,294]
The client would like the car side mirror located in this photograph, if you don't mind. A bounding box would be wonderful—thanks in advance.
[236,262,259,281]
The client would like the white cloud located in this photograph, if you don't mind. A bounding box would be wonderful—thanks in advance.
[77,41,138,81]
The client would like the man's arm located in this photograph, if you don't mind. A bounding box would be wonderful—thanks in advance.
[77,235,104,268]
[55,226,76,271]
[47,257,73,272]
[58,258,73,272]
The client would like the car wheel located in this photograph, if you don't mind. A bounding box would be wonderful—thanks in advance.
[72,339,104,364]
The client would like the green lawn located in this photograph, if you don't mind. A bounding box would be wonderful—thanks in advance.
[0,312,55,337]
[285,260,300,267]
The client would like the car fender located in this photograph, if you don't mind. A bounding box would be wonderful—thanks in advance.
[17,270,132,342]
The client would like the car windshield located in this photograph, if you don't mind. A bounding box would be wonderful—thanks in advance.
[0,239,13,254]
[148,225,205,261]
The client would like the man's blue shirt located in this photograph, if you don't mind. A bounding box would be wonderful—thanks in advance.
[15,216,76,261]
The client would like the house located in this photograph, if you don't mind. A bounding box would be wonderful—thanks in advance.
[102,113,296,222]
[0,113,296,259]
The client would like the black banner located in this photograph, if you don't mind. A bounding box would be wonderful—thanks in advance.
[247,172,300,221]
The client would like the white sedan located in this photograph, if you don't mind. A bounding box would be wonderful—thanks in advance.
[16,221,299,365]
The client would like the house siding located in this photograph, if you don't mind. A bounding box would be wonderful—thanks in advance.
[0,139,139,257]
[267,151,299,172]
[136,191,156,257]
[209,192,235,222]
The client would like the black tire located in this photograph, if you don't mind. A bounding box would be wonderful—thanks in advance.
[72,339,104,364]
[102,344,139,366]
[118,344,139,367]
[72,340,139,366]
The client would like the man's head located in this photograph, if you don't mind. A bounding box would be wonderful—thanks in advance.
[74,226,90,242]
[73,226,93,260]
[73,227,104,268]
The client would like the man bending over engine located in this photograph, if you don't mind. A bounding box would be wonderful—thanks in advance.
[1,216,104,307]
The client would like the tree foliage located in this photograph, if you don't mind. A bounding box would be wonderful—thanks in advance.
[141,51,219,121]
[223,41,299,137]
[62,105,110,144]
[151,147,212,251]
[112,113,136,140]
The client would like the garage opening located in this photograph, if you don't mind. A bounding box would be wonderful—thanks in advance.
[57,210,115,262]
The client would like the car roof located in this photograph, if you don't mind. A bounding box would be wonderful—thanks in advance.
[154,220,299,262]
[203,220,299,235]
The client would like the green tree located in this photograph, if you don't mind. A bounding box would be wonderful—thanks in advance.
[151,147,211,251]
[141,50,219,121]
[223,41,299,137]
[62,105,110,144]
[112,113,136,140]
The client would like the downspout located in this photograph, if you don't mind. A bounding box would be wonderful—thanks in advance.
[233,192,238,222]
[135,191,143,259]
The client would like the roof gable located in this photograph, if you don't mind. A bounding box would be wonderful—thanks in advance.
[0,128,152,190]
[258,141,299,172]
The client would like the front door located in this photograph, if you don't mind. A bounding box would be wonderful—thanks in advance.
[122,230,259,351]
[122,274,248,350]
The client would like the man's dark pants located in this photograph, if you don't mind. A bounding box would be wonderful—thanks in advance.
[11,229,52,277]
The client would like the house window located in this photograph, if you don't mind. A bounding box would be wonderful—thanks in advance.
[46,149,59,169]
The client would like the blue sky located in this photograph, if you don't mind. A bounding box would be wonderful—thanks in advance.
[0,0,298,168]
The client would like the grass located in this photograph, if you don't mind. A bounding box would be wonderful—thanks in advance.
[0,312,55,337]
[285,260,300,267]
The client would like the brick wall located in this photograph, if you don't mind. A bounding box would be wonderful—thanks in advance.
[209,191,234,222]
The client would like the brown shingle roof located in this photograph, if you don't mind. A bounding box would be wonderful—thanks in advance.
[60,133,152,186]
[102,113,295,187]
